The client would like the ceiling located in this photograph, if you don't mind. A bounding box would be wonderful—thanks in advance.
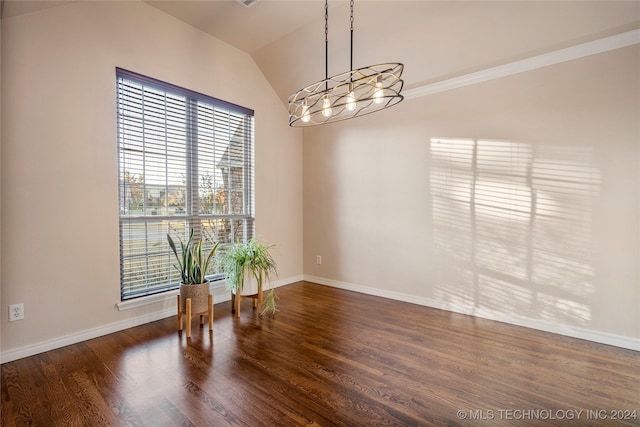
[3,1,639,106]
[145,0,343,54]
[1,0,336,53]
[1,0,76,19]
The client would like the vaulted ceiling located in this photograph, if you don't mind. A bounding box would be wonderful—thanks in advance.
[3,1,639,106]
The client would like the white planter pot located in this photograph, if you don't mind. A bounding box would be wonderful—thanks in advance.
[233,273,260,296]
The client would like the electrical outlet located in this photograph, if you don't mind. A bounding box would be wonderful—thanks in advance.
[9,303,24,322]
[316,255,322,265]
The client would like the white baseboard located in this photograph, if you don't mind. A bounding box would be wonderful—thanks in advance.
[0,275,303,364]
[0,309,177,365]
[303,275,640,352]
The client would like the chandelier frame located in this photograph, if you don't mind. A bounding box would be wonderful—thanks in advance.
[288,0,404,127]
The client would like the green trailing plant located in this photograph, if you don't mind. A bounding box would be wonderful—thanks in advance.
[261,289,280,317]
[168,229,219,285]
[223,238,279,316]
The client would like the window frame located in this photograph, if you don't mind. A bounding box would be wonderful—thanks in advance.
[116,68,255,301]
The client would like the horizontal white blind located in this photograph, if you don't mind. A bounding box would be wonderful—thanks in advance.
[117,68,254,300]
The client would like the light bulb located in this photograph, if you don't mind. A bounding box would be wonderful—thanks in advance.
[346,84,356,111]
[373,78,384,104]
[322,95,332,118]
[301,104,310,123]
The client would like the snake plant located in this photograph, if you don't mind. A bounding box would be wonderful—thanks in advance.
[168,229,219,285]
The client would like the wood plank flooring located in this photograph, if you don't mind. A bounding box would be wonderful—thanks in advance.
[2,281,639,426]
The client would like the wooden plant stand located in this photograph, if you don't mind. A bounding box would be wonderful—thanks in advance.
[231,291,262,318]
[177,294,213,338]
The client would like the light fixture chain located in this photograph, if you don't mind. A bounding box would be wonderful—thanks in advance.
[325,0,329,89]
[350,0,354,31]
[325,0,328,43]
[350,0,354,75]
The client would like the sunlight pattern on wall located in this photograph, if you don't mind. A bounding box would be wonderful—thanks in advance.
[430,138,600,326]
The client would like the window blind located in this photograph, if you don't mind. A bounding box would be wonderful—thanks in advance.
[116,68,255,300]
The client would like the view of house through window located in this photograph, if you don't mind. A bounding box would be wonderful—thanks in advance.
[116,68,255,300]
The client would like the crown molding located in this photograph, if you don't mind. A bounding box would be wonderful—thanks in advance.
[404,29,640,100]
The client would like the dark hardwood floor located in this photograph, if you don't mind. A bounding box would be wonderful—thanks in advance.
[2,281,639,426]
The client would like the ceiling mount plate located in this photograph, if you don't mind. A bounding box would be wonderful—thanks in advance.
[235,0,258,8]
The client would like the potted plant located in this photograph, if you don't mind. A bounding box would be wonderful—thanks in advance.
[223,238,278,317]
[168,229,219,315]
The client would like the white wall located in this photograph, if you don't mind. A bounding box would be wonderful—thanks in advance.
[303,45,640,349]
[1,1,303,361]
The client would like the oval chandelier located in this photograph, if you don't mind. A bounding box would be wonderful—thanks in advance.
[288,0,404,127]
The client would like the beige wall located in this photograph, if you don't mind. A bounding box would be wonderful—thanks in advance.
[303,45,640,344]
[1,1,303,357]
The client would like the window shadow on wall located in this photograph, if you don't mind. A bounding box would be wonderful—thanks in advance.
[430,138,600,327]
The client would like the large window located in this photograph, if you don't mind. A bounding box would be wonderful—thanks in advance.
[116,68,255,300]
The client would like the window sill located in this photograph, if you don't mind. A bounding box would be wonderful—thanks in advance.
[116,280,228,311]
